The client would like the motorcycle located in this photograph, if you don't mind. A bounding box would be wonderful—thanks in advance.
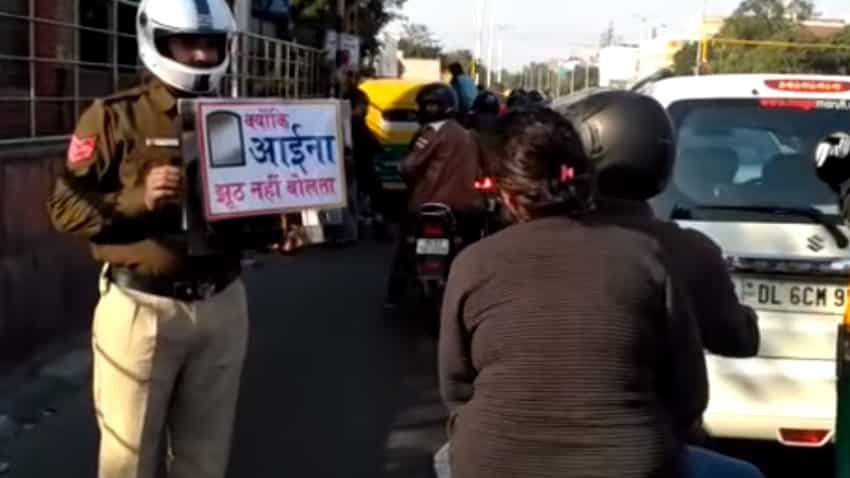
[408,177,506,336]
[409,202,460,336]
[474,176,503,236]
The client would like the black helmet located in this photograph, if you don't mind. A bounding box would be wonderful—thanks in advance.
[507,89,530,110]
[553,89,675,200]
[415,82,458,124]
[471,91,501,115]
[528,90,545,104]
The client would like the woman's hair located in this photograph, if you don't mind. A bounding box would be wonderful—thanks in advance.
[495,108,596,219]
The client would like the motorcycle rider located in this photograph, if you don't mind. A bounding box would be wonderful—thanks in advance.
[470,90,501,118]
[506,88,530,110]
[348,87,390,239]
[447,62,478,116]
[384,82,485,308]
[467,90,502,154]
[553,89,763,478]
[528,89,546,105]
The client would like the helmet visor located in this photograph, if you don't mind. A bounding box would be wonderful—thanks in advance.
[154,31,229,68]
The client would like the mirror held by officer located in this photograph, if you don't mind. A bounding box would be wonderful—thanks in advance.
[384,82,486,308]
[434,91,763,478]
[45,0,303,477]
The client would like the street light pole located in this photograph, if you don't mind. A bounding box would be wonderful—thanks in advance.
[494,24,511,87]
[570,67,575,93]
[497,36,504,85]
[473,0,484,82]
[555,67,561,96]
[696,0,707,75]
[486,1,496,87]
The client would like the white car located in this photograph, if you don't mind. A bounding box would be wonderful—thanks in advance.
[637,73,850,448]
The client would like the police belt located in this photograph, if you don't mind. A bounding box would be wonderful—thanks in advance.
[107,266,240,302]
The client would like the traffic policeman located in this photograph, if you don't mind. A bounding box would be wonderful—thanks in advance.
[46,0,300,477]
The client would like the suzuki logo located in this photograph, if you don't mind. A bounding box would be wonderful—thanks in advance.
[808,235,826,252]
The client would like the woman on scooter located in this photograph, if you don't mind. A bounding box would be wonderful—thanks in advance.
[437,105,763,478]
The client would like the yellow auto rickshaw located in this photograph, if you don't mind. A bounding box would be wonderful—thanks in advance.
[358,78,432,191]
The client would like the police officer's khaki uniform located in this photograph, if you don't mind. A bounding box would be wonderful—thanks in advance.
[47,78,256,478]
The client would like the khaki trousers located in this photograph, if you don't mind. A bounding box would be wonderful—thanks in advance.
[92,267,249,478]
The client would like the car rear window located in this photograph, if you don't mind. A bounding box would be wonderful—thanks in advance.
[650,98,850,224]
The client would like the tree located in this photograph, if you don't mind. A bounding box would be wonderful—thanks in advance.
[398,22,442,58]
[350,0,407,59]
[671,0,850,75]
[287,0,407,60]
[672,42,698,75]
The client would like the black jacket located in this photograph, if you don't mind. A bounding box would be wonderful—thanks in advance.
[597,197,760,358]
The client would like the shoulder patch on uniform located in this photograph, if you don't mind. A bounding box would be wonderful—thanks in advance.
[67,135,97,165]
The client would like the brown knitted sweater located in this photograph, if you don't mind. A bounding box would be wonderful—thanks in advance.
[438,204,710,478]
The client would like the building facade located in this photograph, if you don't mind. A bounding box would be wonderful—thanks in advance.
[597,45,639,88]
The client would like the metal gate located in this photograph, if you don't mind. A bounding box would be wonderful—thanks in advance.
[0,0,323,144]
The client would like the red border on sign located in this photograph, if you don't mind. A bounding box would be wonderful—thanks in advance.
[196,100,324,222]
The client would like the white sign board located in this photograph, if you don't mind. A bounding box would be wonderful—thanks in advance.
[195,98,347,222]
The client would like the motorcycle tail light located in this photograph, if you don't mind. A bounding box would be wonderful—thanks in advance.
[422,260,445,274]
[422,224,445,237]
[474,177,495,192]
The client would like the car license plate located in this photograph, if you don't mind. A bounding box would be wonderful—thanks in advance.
[416,238,450,255]
[733,277,849,315]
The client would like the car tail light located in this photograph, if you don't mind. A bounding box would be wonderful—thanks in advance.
[764,79,850,93]
[777,428,832,447]
[474,177,495,192]
[422,224,445,237]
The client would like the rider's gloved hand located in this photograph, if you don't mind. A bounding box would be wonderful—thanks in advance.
[815,131,850,192]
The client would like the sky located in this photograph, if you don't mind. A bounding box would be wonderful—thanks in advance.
[391,0,849,71]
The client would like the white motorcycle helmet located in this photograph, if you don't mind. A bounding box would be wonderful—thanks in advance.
[136,0,237,94]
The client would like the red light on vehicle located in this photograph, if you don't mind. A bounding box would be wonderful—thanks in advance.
[764,79,850,93]
[474,177,495,192]
[759,98,816,111]
[422,260,445,274]
[777,428,832,447]
[422,224,445,237]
